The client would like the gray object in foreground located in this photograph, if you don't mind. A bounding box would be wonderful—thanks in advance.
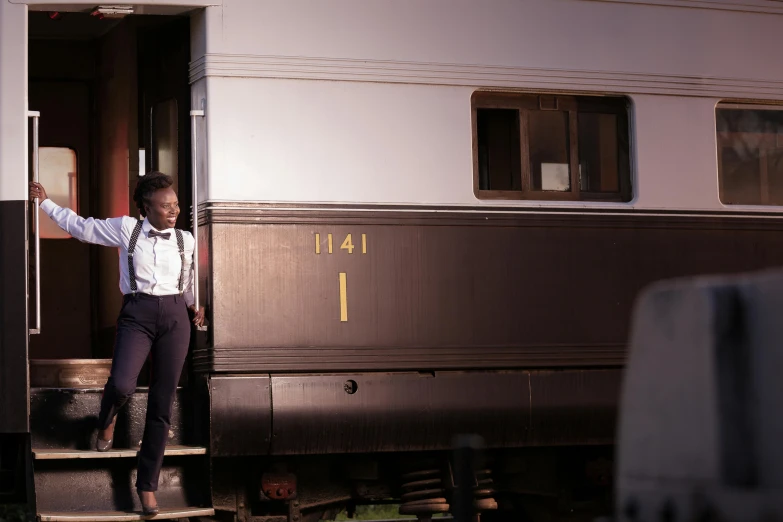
[616,268,783,521]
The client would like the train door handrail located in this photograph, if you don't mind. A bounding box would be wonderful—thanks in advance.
[190,109,207,332]
[28,110,41,335]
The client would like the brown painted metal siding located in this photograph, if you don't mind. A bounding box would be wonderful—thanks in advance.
[194,204,783,373]
[0,200,29,433]
[268,369,620,455]
[209,375,271,456]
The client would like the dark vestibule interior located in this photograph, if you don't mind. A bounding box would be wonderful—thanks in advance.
[28,10,192,370]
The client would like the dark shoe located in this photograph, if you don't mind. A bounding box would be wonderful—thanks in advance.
[96,416,116,452]
[138,490,159,517]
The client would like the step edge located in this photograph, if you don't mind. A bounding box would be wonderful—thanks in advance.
[38,507,215,522]
[33,446,207,460]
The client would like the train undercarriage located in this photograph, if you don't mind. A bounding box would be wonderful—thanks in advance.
[8,367,619,522]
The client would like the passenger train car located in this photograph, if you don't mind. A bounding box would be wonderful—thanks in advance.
[1,0,783,520]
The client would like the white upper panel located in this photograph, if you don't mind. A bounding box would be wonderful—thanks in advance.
[0,1,28,202]
[190,0,783,210]
[197,0,783,85]
[202,78,729,211]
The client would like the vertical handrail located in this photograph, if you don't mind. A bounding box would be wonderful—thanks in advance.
[190,109,206,331]
[28,111,41,335]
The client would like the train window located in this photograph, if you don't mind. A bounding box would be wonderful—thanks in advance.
[716,104,783,206]
[151,98,178,190]
[38,147,77,239]
[473,93,632,202]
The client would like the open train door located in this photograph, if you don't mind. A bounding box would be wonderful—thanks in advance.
[2,3,217,518]
[136,13,209,380]
[0,0,32,504]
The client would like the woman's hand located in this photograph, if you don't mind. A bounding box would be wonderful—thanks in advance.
[190,306,206,327]
[29,182,48,202]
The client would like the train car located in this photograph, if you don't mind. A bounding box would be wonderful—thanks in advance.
[2,0,783,520]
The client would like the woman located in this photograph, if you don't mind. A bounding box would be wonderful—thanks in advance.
[30,172,205,516]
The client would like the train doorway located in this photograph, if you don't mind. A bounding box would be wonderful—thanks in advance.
[22,9,214,518]
[27,10,194,380]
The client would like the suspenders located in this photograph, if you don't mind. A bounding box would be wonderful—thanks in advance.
[176,229,185,292]
[128,221,143,294]
[127,220,185,295]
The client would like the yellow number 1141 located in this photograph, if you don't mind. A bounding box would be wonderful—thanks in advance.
[315,233,367,255]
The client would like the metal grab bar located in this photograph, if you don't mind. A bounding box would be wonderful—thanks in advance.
[190,109,207,332]
[28,110,41,335]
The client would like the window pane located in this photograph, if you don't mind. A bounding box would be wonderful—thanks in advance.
[38,147,77,239]
[770,150,783,203]
[578,113,619,192]
[477,109,521,191]
[529,111,570,192]
[717,107,783,205]
[152,99,178,190]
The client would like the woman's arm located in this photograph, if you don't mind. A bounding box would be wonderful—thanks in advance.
[182,232,206,327]
[30,182,125,248]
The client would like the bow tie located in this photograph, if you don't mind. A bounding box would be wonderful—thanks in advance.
[148,230,171,240]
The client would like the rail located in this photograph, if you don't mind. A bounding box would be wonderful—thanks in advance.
[190,109,206,332]
[28,110,41,335]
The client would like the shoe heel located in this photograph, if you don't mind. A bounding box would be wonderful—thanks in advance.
[96,416,116,452]
[137,490,159,517]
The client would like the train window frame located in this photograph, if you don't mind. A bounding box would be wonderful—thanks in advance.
[471,92,633,202]
[716,102,783,207]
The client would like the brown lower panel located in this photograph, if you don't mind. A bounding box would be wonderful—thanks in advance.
[199,205,783,373]
[0,200,29,433]
[269,369,620,455]
[209,375,271,456]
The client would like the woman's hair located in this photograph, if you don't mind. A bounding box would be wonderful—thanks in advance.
[133,171,174,217]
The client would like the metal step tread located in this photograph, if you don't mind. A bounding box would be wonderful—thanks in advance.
[33,445,207,460]
[38,507,214,521]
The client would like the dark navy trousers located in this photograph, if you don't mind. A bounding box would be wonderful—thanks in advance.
[97,293,190,492]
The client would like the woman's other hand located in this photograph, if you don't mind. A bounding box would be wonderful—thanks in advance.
[190,306,206,327]
[29,182,48,202]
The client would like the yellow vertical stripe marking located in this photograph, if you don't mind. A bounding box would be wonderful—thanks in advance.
[328,234,333,254]
[315,233,321,254]
[362,234,367,254]
[339,272,348,322]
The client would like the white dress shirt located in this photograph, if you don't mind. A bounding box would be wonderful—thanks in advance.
[41,199,196,307]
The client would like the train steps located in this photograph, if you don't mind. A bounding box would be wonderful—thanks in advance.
[29,386,213,521]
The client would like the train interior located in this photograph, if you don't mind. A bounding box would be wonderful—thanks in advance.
[28,10,192,381]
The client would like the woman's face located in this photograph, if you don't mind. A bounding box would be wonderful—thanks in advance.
[146,187,180,230]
